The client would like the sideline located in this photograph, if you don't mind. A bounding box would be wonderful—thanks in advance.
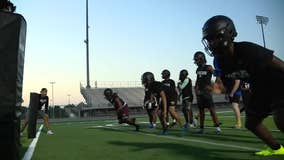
[22,124,43,160]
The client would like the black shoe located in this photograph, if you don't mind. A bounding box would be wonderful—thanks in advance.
[169,122,177,128]
[135,125,140,131]
[196,128,204,134]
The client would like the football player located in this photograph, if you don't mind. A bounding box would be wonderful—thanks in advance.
[202,15,284,156]
[194,51,221,134]
[177,69,197,128]
[104,88,140,131]
[141,72,186,135]
[20,88,54,135]
[214,58,242,129]
[144,89,158,128]
[161,69,182,128]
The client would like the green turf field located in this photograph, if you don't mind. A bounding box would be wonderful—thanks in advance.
[20,111,284,160]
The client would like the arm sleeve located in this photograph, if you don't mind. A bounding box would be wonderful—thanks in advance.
[179,78,189,90]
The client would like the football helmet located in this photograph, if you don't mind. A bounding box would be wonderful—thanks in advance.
[194,51,207,66]
[141,72,155,88]
[161,69,170,79]
[202,15,237,56]
[104,88,113,100]
[179,69,188,81]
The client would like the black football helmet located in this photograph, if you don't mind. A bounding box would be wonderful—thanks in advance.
[104,88,113,100]
[0,0,16,12]
[141,72,155,88]
[194,51,207,66]
[179,69,188,81]
[202,15,237,56]
[161,69,170,79]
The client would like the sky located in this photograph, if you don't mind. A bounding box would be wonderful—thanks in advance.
[13,0,284,106]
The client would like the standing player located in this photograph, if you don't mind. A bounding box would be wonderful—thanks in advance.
[20,88,54,135]
[177,69,196,128]
[202,15,284,156]
[161,69,178,127]
[142,72,186,135]
[214,59,242,129]
[194,51,221,134]
[104,88,140,131]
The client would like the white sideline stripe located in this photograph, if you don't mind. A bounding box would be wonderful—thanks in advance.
[142,132,260,151]
[99,125,260,152]
[22,124,43,160]
[137,121,280,132]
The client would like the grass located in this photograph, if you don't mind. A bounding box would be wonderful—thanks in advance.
[20,110,284,160]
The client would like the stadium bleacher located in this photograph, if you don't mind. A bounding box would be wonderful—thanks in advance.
[80,82,227,110]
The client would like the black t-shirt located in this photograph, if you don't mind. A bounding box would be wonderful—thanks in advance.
[38,95,49,113]
[196,65,213,92]
[162,79,178,97]
[216,41,284,102]
[148,81,174,100]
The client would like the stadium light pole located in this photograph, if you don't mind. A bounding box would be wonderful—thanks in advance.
[84,0,91,89]
[49,81,56,118]
[256,15,269,48]
[67,94,71,105]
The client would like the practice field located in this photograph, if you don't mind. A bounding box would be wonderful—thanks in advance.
[20,111,283,160]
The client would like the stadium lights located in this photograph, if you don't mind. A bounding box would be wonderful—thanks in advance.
[67,94,71,105]
[49,81,56,118]
[256,15,269,48]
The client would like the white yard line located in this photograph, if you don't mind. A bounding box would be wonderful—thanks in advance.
[22,124,43,160]
[143,132,260,151]
[91,124,260,151]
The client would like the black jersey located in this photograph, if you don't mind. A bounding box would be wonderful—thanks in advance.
[38,94,49,113]
[178,78,193,101]
[148,81,175,100]
[144,88,151,103]
[110,93,126,111]
[161,79,178,97]
[196,65,213,92]
[216,42,284,108]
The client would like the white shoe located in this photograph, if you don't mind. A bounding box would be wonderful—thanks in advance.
[216,127,221,133]
[47,130,54,135]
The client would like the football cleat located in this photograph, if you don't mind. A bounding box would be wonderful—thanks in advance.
[196,128,204,134]
[216,127,221,134]
[255,145,284,156]
[135,125,140,131]
[47,130,54,135]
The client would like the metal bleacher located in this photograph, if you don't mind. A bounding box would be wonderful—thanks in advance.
[80,82,227,110]
[80,82,145,110]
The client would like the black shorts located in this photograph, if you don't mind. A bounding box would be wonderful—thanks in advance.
[182,99,192,111]
[197,93,214,109]
[167,95,177,107]
[159,96,177,111]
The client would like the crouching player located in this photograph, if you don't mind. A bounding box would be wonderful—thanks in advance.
[142,72,186,135]
[104,88,140,131]
[202,15,284,156]
[144,89,159,128]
